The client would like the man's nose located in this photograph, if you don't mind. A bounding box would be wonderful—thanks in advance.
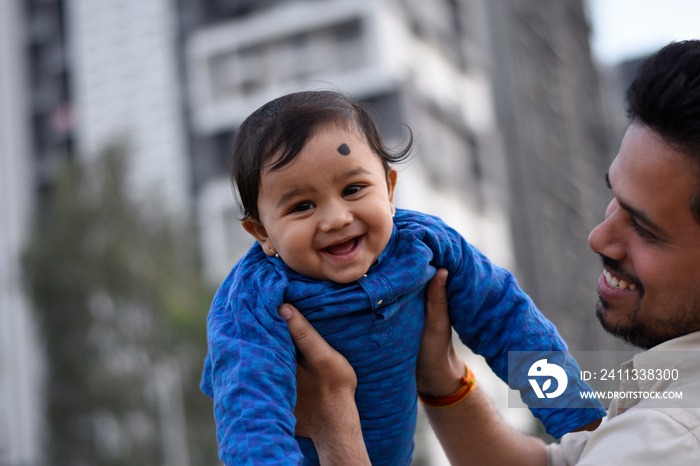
[588,199,625,261]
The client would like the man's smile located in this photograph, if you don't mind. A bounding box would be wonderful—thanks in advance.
[603,269,638,291]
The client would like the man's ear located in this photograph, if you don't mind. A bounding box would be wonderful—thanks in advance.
[386,167,398,214]
[242,218,275,256]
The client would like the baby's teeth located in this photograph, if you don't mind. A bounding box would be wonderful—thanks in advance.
[618,279,629,289]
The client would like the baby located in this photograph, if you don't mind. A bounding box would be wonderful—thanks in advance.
[201,90,604,465]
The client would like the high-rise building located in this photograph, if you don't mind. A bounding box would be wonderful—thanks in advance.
[66,0,192,215]
[485,1,620,352]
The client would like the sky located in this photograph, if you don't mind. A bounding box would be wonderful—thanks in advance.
[586,0,700,65]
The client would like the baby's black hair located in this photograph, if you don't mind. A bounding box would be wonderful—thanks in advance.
[230,90,412,220]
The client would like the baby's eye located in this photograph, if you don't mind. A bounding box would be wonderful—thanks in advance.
[343,185,364,197]
[291,202,314,213]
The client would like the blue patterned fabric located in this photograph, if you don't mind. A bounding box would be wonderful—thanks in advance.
[201,209,605,465]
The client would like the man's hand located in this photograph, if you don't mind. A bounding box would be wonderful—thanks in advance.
[278,304,357,437]
[415,270,548,466]
[416,269,467,397]
[279,304,371,465]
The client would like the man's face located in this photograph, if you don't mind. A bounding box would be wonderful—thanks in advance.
[587,123,700,349]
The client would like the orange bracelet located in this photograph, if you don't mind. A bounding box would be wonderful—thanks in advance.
[418,362,476,408]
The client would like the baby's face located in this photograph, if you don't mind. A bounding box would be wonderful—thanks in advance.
[243,124,397,283]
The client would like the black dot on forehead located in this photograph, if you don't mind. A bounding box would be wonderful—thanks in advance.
[337,143,351,156]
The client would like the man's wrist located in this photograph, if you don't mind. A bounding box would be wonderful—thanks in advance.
[308,388,371,465]
[416,348,467,397]
[419,362,476,407]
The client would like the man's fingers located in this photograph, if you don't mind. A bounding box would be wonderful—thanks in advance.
[417,268,464,396]
[426,268,449,306]
[279,304,321,357]
[280,303,357,389]
[425,268,450,331]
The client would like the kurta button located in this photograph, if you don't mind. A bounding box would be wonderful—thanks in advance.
[377,299,383,306]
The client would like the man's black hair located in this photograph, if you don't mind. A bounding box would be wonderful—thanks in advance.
[626,40,700,221]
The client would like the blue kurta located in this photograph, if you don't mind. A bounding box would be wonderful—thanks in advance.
[201,209,604,465]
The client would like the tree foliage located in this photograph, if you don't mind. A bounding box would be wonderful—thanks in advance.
[22,146,219,465]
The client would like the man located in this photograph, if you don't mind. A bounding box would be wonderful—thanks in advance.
[280,40,700,464]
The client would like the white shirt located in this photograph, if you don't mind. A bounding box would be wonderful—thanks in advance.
[547,331,700,465]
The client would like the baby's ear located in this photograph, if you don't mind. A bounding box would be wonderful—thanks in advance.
[386,167,398,205]
[242,218,275,256]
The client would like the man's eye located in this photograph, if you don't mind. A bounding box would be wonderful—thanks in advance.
[630,218,656,240]
[291,202,314,213]
[343,185,364,197]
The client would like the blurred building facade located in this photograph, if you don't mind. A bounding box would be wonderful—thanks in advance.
[66,0,192,216]
[485,1,623,351]
[1,0,624,464]
[1,1,45,464]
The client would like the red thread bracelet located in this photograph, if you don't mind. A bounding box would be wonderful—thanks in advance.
[418,362,476,408]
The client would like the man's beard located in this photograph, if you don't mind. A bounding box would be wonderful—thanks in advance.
[596,296,700,349]
[596,297,659,349]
